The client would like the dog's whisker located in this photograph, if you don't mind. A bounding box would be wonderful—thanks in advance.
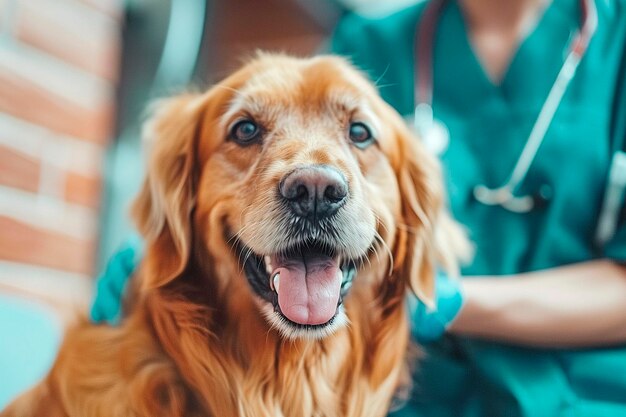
[397,222,420,234]
[231,234,248,266]
[373,214,395,276]
[373,63,391,88]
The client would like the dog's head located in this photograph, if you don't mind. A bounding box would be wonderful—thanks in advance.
[133,54,466,339]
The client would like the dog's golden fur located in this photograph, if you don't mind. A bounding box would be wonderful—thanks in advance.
[2,54,466,417]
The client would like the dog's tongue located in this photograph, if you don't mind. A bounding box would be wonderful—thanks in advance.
[272,254,342,325]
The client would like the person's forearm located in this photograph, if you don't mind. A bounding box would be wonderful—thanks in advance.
[449,260,626,348]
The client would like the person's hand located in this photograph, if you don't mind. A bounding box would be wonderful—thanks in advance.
[90,235,143,324]
[408,270,464,343]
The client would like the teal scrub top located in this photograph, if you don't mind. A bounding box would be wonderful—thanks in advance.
[332,0,626,416]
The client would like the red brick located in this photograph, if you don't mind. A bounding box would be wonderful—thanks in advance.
[65,172,101,208]
[0,145,40,193]
[15,0,121,80]
[0,215,96,275]
[0,69,114,144]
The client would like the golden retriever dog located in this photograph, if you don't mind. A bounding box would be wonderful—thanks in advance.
[2,53,466,417]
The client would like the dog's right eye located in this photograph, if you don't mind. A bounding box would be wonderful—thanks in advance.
[230,120,261,145]
[348,122,374,149]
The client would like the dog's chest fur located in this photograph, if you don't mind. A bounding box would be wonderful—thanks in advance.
[144,288,409,417]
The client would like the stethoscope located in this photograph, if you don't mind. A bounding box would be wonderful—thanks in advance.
[413,0,598,213]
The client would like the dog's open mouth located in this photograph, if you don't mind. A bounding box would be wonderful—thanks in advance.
[241,240,357,331]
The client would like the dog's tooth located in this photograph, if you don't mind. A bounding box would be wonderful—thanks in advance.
[272,272,280,292]
[264,256,273,274]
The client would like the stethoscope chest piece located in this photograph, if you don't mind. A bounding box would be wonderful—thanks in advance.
[473,182,553,213]
[473,185,535,213]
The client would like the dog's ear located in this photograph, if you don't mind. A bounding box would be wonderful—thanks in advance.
[383,106,471,308]
[132,94,206,289]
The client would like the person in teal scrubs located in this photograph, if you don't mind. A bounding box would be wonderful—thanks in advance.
[330,0,626,415]
[92,0,626,415]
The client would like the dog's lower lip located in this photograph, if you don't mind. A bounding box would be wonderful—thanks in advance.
[264,255,273,275]
[276,310,337,330]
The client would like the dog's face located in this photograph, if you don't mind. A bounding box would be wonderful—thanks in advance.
[133,54,462,339]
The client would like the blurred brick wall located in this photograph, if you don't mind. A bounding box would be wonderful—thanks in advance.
[0,0,123,312]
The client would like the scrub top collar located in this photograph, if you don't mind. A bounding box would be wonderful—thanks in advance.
[431,0,581,114]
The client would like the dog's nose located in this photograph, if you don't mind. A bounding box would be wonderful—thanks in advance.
[280,165,348,220]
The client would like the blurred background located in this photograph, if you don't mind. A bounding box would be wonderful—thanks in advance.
[0,0,419,406]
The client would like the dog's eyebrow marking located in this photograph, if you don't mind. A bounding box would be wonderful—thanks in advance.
[327,92,382,138]
[220,95,276,130]
[327,91,361,113]
[218,66,302,129]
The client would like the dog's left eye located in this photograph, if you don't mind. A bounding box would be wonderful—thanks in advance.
[348,122,374,148]
[230,119,261,144]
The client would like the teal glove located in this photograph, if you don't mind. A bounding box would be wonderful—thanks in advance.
[408,271,464,343]
[90,235,144,324]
